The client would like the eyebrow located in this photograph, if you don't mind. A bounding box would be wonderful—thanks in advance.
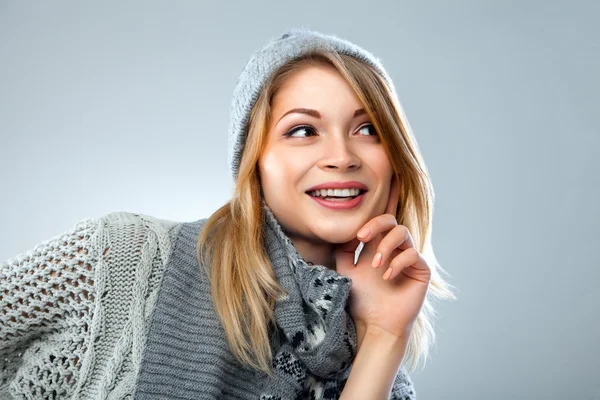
[277,107,367,124]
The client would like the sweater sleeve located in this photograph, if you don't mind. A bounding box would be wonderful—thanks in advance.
[390,365,417,399]
[0,217,101,398]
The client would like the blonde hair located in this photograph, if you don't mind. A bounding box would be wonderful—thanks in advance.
[197,49,458,377]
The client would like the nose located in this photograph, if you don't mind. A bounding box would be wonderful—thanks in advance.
[317,134,361,172]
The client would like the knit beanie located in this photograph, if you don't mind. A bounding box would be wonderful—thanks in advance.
[227,27,399,182]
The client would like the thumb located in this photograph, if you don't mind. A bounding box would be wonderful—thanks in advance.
[333,237,362,277]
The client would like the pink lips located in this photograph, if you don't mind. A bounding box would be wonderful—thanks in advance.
[308,192,366,210]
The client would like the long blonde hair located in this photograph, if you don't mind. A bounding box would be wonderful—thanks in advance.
[198,48,458,377]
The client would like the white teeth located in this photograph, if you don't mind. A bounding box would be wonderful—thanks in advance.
[308,188,362,197]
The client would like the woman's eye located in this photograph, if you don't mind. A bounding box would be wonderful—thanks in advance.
[357,123,378,136]
[283,123,377,138]
[284,125,316,137]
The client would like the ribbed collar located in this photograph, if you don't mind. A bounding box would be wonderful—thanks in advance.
[260,197,358,392]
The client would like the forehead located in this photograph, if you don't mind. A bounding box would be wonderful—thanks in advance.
[271,64,360,113]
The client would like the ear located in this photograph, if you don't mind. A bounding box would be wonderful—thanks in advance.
[384,175,400,217]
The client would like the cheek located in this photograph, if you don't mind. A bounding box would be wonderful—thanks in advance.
[259,150,297,191]
[365,149,393,177]
[365,150,394,208]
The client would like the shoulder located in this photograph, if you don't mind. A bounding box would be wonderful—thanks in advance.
[97,211,184,238]
[2,211,186,271]
[97,211,182,234]
[93,211,185,261]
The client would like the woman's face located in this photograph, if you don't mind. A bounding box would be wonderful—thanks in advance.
[258,63,394,251]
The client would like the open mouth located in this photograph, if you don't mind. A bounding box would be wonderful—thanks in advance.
[306,189,367,201]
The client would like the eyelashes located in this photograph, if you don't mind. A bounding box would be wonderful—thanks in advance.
[283,123,378,138]
[283,125,316,137]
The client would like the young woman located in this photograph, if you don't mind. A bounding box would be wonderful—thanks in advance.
[0,28,457,399]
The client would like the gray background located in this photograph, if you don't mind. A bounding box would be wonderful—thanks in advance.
[1,1,598,399]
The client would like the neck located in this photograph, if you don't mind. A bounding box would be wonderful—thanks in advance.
[288,237,336,271]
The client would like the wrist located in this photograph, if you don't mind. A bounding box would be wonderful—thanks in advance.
[364,324,412,344]
[341,325,410,399]
[363,327,410,369]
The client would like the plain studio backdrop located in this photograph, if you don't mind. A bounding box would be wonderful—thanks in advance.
[1,1,598,399]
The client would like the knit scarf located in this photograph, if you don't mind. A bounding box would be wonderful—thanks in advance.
[133,199,361,399]
[260,198,358,397]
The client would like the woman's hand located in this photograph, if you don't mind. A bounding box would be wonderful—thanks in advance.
[333,178,432,346]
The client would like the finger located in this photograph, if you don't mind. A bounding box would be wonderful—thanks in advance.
[334,236,362,254]
[372,225,415,269]
[384,175,400,217]
[356,213,398,243]
[333,237,361,276]
[383,248,428,281]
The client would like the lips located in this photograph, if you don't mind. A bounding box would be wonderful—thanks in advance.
[308,191,367,210]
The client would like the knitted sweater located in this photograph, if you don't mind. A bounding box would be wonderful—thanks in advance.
[1,200,416,399]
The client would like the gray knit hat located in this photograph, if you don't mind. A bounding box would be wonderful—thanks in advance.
[227,27,399,182]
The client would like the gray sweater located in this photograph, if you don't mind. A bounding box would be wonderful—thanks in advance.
[133,199,416,399]
[0,199,415,399]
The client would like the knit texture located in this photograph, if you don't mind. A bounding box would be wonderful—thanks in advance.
[1,212,181,399]
[1,204,416,399]
[133,198,416,400]
[228,27,400,182]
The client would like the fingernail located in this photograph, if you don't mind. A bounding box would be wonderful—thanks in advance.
[357,228,371,239]
[372,252,382,268]
[383,267,393,280]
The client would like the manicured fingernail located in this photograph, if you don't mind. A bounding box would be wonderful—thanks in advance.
[357,228,370,239]
[383,267,393,280]
[372,252,382,268]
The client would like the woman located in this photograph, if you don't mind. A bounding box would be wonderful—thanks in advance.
[0,28,457,399]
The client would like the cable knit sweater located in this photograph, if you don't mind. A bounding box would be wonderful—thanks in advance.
[0,200,416,399]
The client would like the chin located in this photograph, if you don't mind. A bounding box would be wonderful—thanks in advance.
[311,224,360,244]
